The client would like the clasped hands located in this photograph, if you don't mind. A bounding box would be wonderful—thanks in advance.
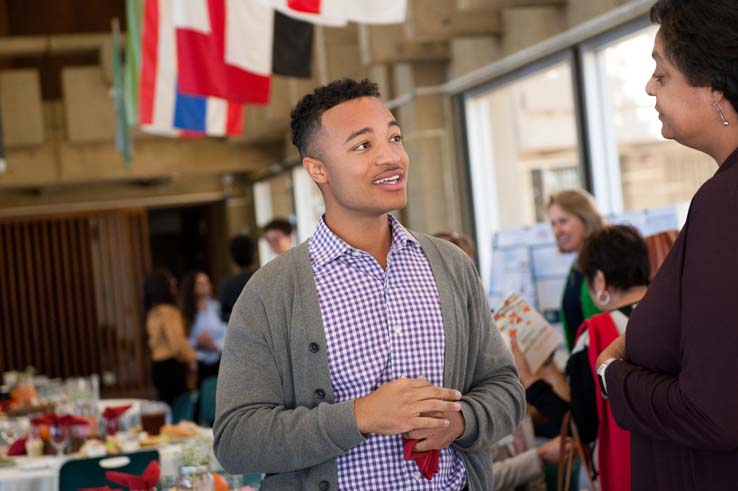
[354,376,465,452]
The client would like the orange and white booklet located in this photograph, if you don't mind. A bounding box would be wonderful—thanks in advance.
[493,292,563,374]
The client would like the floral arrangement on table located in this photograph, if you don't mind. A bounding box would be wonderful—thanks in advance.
[180,433,214,467]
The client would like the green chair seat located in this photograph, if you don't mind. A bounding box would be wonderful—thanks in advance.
[59,450,159,491]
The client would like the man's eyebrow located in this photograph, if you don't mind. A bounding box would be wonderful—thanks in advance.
[344,127,372,144]
[652,50,662,62]
[344,121,401,144]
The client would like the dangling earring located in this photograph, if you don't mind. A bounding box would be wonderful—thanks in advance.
[714,103,730,127]
[596,290,611,307]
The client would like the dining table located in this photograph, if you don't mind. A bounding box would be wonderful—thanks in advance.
[0,399,192,491]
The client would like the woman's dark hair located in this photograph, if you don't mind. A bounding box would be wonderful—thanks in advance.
[229,235,255,268]
[577,225,651,292]
[178,270,204,333]
[143,269,175,313]
[651,0,738,110]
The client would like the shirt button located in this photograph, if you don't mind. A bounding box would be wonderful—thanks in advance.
[413,472,421,481]
[394,327,402,335]
[309,342,320,353]
[318,481,330,490]
[352,250,361,257]
[314,388,326,400]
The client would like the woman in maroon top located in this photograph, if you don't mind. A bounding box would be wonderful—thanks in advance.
[595,1,738,489]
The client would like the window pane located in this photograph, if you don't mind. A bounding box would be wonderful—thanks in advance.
[470,61,582,229]
[599,26,715,210]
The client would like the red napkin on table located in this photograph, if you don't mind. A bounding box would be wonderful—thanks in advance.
[7,435,28,456]
[402,437,440,480]
[102,405,132,420]
[105,460,160,490]
[30,413,90,427]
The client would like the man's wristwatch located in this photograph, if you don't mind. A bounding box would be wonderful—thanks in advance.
[596,358,619,399]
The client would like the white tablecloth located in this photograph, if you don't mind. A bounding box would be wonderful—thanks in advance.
[0,447,184,491]
[0,399,176,491]
[0,457,62,491]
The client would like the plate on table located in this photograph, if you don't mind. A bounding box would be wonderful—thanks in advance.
[15,456,58,471]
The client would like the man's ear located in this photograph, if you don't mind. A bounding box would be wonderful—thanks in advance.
[303,156,328,185]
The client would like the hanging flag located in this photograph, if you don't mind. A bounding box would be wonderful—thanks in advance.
[139,0,244,137]
[174,0,313,104]
[124,0,143,126]
[256,0,407,26]
[271,11,313,78]
[112,17,133,166]
[174,0,271,104]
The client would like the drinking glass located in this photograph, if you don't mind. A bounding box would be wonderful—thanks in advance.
[48,423,69,457]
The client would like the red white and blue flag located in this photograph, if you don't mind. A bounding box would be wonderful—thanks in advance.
[139,0,244,136]
[174,0,314,105]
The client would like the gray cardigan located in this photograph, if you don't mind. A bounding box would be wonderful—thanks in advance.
[213,233,525,490]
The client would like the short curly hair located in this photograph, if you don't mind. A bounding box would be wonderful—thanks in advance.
[290,78,381,159]
[651,0,738,110]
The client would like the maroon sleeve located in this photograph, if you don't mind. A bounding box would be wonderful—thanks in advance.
[605,183,738,451]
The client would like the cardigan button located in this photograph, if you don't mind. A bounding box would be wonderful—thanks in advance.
[314,388,326,400]
[309,342,320,353]
[318,481,330,490]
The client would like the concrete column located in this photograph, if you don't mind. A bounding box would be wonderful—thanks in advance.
[501,6,566,55]
[392,61,464,235]
[448,36,502,80]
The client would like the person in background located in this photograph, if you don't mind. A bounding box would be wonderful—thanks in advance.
[179,270,226,384]
[597,1,738,489]
[214,78,524,491]
[219,235,257,323]
[263,218,294,255]
[548,189,605,351]
[143,269,196,407]
[513,225,651,491]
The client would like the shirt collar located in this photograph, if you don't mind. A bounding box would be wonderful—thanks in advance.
[309,214,419,268]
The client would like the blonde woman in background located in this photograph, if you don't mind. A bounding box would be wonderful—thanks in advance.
[547,189,605,351]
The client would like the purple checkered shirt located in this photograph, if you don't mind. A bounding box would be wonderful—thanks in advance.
[309,215,467,491]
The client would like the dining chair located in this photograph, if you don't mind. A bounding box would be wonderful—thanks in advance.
[198,377,218,427]
[171,390,197,423]
[58,450,159,491]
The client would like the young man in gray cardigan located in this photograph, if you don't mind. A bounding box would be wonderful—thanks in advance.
[213,79,525,491]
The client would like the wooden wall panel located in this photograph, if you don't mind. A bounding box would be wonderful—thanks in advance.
[0,209,152,395]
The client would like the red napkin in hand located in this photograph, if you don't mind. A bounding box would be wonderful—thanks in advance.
[105,460,160,490]
[402,438,440,480]
[102,405,132,420]
[30,413,90,427]
[7,435,28,456]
